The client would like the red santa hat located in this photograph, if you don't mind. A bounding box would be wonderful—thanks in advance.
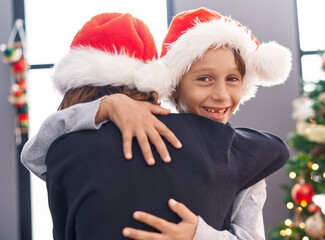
[137,7,292,102]
[52,12,158,94]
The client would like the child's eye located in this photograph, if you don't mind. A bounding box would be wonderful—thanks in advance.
[197,76,211,82]
[227,76,240,82]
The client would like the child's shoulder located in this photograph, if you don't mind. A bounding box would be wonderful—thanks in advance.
[234,126,284,143]
[233,126,289,156]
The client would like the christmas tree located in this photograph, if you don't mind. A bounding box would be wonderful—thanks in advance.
[269,52,325,240]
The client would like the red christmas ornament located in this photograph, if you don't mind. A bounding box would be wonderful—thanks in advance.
[291,183,314,205]
[308,202,320,213]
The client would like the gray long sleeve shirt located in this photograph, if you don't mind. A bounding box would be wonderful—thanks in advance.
[21,98,267,240]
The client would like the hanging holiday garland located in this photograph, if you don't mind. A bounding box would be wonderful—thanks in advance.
[1,19,29,141]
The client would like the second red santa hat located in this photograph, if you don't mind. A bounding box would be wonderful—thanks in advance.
[52,12,158,95]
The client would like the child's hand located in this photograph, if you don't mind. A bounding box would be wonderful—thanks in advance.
[95,94,182,165]
[122,199,198,240]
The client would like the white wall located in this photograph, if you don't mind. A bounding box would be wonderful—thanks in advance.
[0,0,20,239]
[172,0,300,235]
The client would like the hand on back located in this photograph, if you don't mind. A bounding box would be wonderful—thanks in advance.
[122,199,198,240]
[95,94,182,165]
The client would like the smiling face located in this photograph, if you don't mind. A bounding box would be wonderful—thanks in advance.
[174,47,243,124]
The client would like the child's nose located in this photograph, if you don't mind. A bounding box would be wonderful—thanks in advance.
[210,81,228,101]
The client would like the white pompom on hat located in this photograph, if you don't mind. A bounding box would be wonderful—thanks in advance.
[138,7,292,102]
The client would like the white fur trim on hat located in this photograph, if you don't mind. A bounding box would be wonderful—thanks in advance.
[52,46,147,94]
[160,17,292,103]
[134,59,173,98]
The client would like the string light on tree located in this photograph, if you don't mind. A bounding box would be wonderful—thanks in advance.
[289,171,296,179]
[284,219,293,227]
[287,202,294,209]
[301,200,308,207]
[311,163,319,170]
[285,228,292,236]
[299,222,306,229]
[280,230,286,237]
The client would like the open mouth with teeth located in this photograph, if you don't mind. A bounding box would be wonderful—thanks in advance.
[203,107,227,116]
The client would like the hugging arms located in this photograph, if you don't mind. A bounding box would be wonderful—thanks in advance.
[22,95,283,240]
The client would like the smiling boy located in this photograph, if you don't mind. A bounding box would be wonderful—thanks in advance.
[174,47,243,123]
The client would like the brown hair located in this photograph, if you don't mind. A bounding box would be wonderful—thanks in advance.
[58,85,159,110]
[231,48,246,77]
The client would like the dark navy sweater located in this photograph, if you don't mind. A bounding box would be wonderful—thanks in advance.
[46,113,289,240]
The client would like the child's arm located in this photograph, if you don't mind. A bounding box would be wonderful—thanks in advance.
[21,94,180,180]
[123,181,266,240]
[230,180,266,239]
[21,98,106,180]
[194,180,266,240]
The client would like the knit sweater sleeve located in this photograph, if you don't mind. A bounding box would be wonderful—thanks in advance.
[20,97,106,180]
[193,180,266,240]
